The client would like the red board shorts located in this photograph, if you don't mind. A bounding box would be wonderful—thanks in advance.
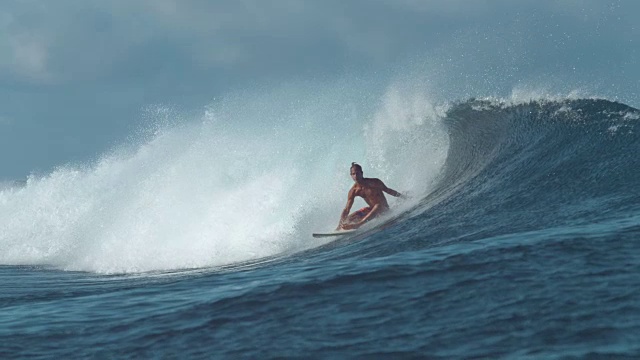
[352,207,372,221]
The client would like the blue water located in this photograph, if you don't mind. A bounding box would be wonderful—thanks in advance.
[2,98,640,358]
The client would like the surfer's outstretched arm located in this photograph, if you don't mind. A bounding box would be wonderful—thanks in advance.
[337,188,356,230]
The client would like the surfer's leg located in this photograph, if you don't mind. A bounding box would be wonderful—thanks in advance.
[342,205,385,229]
[346,207,371,223]
[363,204,384,221]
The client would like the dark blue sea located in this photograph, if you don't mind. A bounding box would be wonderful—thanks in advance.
[2,98,640,358]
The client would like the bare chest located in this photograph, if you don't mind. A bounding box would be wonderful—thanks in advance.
[353,186,381,199]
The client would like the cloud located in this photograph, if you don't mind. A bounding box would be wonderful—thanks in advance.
[0,0,493,83]
[0,8,51,83]
[9,34,50,80]
[0,0,637,88]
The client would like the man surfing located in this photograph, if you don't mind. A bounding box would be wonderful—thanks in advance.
[337,162,403,230]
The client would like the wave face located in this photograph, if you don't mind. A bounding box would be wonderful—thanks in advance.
[284,97,640,266]
[2,93,638,274]
[419,98,640,240]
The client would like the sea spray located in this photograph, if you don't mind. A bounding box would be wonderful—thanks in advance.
[0,80,449,273]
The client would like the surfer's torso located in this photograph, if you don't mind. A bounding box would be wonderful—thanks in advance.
[350,178,390,209]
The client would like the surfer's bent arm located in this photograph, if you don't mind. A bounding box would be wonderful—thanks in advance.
[357,203,381,225]
[378,179,402,198]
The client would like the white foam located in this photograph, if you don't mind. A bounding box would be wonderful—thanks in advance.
[0,80,449,274]
[364,83,449,197]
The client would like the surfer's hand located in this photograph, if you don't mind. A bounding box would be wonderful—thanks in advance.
[341,223,359,230]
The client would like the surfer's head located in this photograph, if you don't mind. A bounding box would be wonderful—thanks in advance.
[350,162,364,182]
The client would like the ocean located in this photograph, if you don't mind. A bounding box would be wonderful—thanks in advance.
[1,92,639,358]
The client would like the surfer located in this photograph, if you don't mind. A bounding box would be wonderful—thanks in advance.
[337,162,403,230]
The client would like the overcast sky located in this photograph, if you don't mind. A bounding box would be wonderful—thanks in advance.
[1,0,638,179]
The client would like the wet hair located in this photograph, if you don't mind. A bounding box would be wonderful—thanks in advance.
[351,162,362,172]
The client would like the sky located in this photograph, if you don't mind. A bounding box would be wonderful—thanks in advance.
[1,0,638,180]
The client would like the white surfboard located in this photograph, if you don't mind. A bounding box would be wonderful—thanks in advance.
[312,229,358,238]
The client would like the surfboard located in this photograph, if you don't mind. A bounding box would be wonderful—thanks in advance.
[312,229,358,238]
